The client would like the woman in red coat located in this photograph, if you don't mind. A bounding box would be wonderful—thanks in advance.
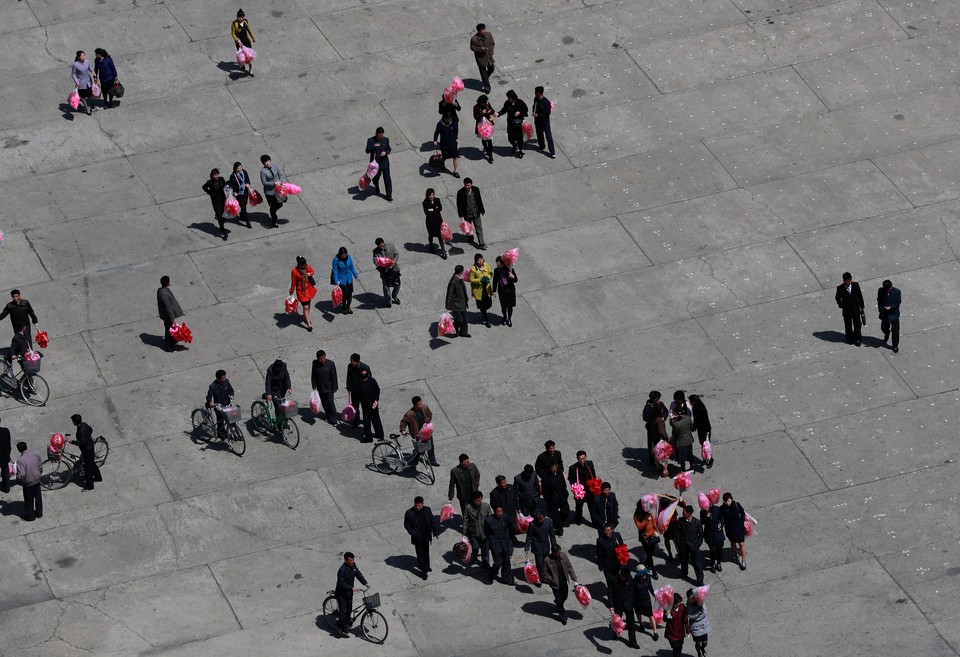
[290,256,317,332]
[664,592,690,657]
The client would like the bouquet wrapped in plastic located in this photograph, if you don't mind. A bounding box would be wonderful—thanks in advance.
[169,322,193,343]
[586,477,603,496]
[707,488,721,505]
[236,48,247,65]
[550,100,556,112]
[249,189,263,206]
[366,161,379,178]
[69,90,80,110]
[341,404,356,423]
[571,481,585,500]
[574,582,591,607]
[451,76,465,92]
[374,256,395,269]
[521,121,534,140]
[655,585,675,610]
[614,543,630,566]
[418,422,434,441]
[524,560,540,585]
[697,492,711,511]
[331,285,343,307]
[653,608,664,624]
[443,86,456,104]
[35,330,49,348]
[453,535,472,564]
[516,513,533,533]
[240,46,256,63]
[654,439,673,463]
[440,502,455,522]
[224,197,240,217]
[0,229,4,245]
[359,175,371,190]
[744,518,755,537]
[276,182,301,196]
[673,471,692,492]
[438,312,457,336]
[657,499,679,532]
[309,389,322,414]
[610,609,626,636]
[702,439,713,462]
[50,432,66,451]
[477,117,494,139]
[459,219,474,236]
[642,493,659,516]
[501,248,519,267]
[693,585,710,604]
[461,268,472,282]
[285,294,298,314]
[440,221,453,243]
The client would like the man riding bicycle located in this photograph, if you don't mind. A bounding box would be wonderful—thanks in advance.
[206,369,235,431]
[264,359,292,426]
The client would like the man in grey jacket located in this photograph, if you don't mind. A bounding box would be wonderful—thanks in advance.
[157,275,184,352]
[445,265,470,338]
[259,154,286,228]
[463,491,492,570]
[372,238,400,306]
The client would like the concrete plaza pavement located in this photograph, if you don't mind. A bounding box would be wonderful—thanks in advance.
[1,0,959,655]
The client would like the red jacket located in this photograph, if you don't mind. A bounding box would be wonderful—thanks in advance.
[665,603,689,641]
[290,265,316,303]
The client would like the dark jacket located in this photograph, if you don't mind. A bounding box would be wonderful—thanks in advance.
[701,506,725,545]
[633,572,655,612]
[95,56,118,82]
[498,99,529,127]
[71,422,95,454]
[671,414,696,449]
[423,198,443,233]
[596,531,625,573]
[835,281,864,318]
[878,286,901,321]
[448,462,481,502]
[439,97,461,121]
[464,501,492,539]
[201,176,227,209]
[373,244,400,283]
[720,501,747,542]
[228,169,250,197]
[567,460,597,488]
[535,449,563,477]
[445,275,468,312]
[311,359,338,393]
[591,492,620,528]
[345,361,369,393]
[491,266,517,308]
[0,426,11,461]
[691,398,712,436]
[484,513,513,555]
[610,571,634,615]
[404,505,440,544]
[206,379,235,406]
[456,186,485,219]
[540,471,568,505]
[473,102,496,134]
[433,120,459,151]
[513,471,541,515]
[10,333,29,360]
[489,483,518,521]
[469,31,495,67]
[533,95,552,121]
[336,562,368,595]
[676,514,704,549]
[365,135,391,166]
[524,516,558,556]
[354,377,381,410]
[400,405,432,438]
[541,551,577,589]
[156,287,183,323]
[1,299,38,332]
[265,365,291,396]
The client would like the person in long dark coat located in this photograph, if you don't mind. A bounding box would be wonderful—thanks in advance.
[404,496,440,579]
[156,276,184,352]
[541,546,577,625]
[720,492,748,570]
[354,368,383,443]
[201,168,228,239]
[445,266,470,337]
[524,511,557,584]
[491,255,518,326]
[633,567,659,640]
[596,524,626,595]
[689,394,713,468]
[0,419,11,493]
[513,464,542,517]
[498,90,529,158]
[311,350,339,425]
[345,353,369,428]
[568,450,598,526]
[701,502,725,572]
[590,482,620,535]
[70,414,102,491]
[484,504,515,585]
[489,475,519,545]
[422,188,446,258]
[834,271,865,346]
[540,461,570,537]
[610,567,640,648]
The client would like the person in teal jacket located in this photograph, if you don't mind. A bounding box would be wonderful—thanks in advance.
[331,247,360,314]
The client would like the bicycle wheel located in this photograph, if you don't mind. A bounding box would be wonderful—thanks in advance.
[40,457,73,490]
[20,373,49,406]
[321,595,341,631]
[371,442,402,474]
[191,408,216,443]
[415,453,435,485]
[226,423,246,456]
[250,401,270,436]
[360,609,388,644]
[282,418,300,449]
[94,437,110,466]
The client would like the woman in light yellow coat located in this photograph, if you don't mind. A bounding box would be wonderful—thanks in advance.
[469,253,494,327]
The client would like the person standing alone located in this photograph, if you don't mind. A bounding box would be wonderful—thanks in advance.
[201,168,228,239]
[470,24,495,93]
[456,178,487,250]
[231,9,256,76]
[878,279,901,353]
[532,86,556,158]
[157,276,184,352]
[835,272,865,346]
[365,127,393,202]
[404,496,440,579]
[372,238,401,306]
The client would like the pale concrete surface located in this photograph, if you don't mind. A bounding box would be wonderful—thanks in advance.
[0,0,958,656]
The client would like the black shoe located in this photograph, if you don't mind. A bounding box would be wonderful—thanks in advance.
[892,346,899,353]
[627,642,640,649]
[485,321,491,328]
[460,333,471,338]
[360,438,373,443]
[716,563,722,572]
[855,341,861,346]
[387,197,393,203]
[430,461,440,467]
[441,252,448,260]
[518,152,524,158]
[652,633,659,641]
[652,571,659,579]
[478,243,487,250]
[506,319,512,327]
[82,487,94,492]
[392,299,400,305]
[452,172,460,178]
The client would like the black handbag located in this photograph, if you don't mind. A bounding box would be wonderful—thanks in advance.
[428,150,444,169]
[112,80,125,98]
[307,275,316,287]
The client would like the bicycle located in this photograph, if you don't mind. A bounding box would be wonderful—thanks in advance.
[321,588,388,644]
[0,356,49,406]
[250,396,300,449]
[191,404,246,456]
[40,433,110,490]
[371,433,435,485]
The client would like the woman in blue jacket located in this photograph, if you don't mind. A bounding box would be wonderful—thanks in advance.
[94,48,119,108]
[331,247,359,314]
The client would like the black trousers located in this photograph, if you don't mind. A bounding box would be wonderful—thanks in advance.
[491,548,514,583]
[1,450,10,493]
[23,482,42,520]
[547,498,569,532]
[679,543,704,585]
[640,538,658,573]
[476,62,494,90]
[451,310,468,335]
[413,539,431,573]
[237,194,249,224]
[162,319,176,350]
[881,316,900,347]
[622,607,638,645]
[535,118,555,155]
[507,125,524,152]
[212,200,226,232]
[340,282,354,309]
[320,392,338,423]
[842,313,862,343]
[348,391,363,426]
[335,590,353,630]
[552,579,569,613]
[706,541,723,567]
[362,407,383,441]
[573,492,594,524]
[372,165,392,199]
[266,194,282,225]
[80,449,102,489]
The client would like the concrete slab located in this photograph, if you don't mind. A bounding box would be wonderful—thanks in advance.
[860,263,960,335]
[0,28,63,81]
[874,138,960,207]
[0,118,124,182]
[0,333,105,411]
[164,0,308,42]
[591,0,748,50]
[879,540,960,623]
[885,325,960,396]
[27,506,177,597]
[0,231,50,289]
[881,0,960,34]
[0,600,65,656]
[0,536,51,612]
[698,238,821,304]
[0,0,40,33]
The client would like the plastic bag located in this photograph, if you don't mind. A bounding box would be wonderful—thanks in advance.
[443,86,456,104]
[35,330,49,348]
[419,422,434,441]
[453,535,472,564]
[574,583,591,607]
[516,513,533,533]
[92,82,101,97]
[285,294,298,314]
[673,471,692,491]
[169,322,193,343]
[358,175,370,190]
[240,46,256,63]
[366,161,379,178]
[697,492,711,511]
[550,99,556,112]
[654,585,675,610]
[571,482,585,500]
[374,256,395,269]
[459,219,474,236]
[521,121,534,140]
[610,609,625,636]
[437,312,457,337]
[69,90,80,110]
[460,268,471,282]
[440,502,455,522]
[702,440,713,462]
[654,439,673,463]
[744,518,755,537]
[276,182,301,196]
[341,404,356,423]
[0,229,4,246]
[309,389,322,414]
[615,543,630,566]
[657,499,679,533]
[642,493,659,516]
[694,584,710,604]
[707,488,721,505]
[249,189,263,206]
[440,221,453,243]
[331,285,343,307]
[524,560,540,585]
[653,608,664,624]
[477,117,494,139]
[224,197,240,217]
[586,477,603,496]
[501,247,519,267]
[50,432,66,451]
[236,48,247,65]
[451,76,465,92]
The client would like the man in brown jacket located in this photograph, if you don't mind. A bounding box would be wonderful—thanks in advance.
[400,396,439,466]
[470,23,495,93]
[541,546,578,625]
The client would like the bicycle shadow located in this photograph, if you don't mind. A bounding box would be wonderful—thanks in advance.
[186,424,236,453]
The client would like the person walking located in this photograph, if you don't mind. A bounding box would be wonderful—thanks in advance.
[524,511,558,584]
[469,24,496,93]
[201,168,229,239]
[513,464,542,518]
[157,276,184,352]
[310,350,338,425]
[445,265,471,337]
[71,51,95,115]
[354,368,382,443]
[365,127,392,202]
[484,504,515,584]
[422,189,447,259]
[720,492,748,570]
[633,567,660,640]
[469,253,494,328]
[15,441,43,521]
[489,475,520,547]
[633,502,660,579]
[670,408,696,472]
[591,482,620,536]
[0,418,11,494]
[473,95,496,163]
[70,414,102,491]
[540,461,570,537]
[231,9,256,76]
[878,279,901,353]
[334,552,368,637]
[404,496,440,579]
[701,500,724,573]
[664,593,690,657]
[400,396,439,466]
[259,155,286,228]
[596,523,626,596]
[289,256,316,331]
[433,113,461,178]
[1,290,39,345]
[835,271,865,346]
[463,491,492,570]
[541,546,578,625]
[686,589,711,657]
[567,450,597,526]
[456,178,487,249]
[491,255,517,326]
[689,395,713,468]
[643,390,669,470]
[677,505,705,586]
[372,238,400,306]
[447,453,481,520]
[610,567,640,649]
[331,247,359,314]
[498,90,529,158]
[93,48,119,108]
[345,354,369,428]
[535,440,564,478]
[532,86,556,158]
[228,162,252,227]
[438,93,461,123]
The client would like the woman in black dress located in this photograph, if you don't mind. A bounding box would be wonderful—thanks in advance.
[201,168,228,239]
[689,394,713,468]
[422,188,446,259]
[491,255,517,326]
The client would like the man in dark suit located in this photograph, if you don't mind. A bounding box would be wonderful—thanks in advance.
[567,450,598,526]
[877,279,901,353]
[489,476,520,547]
[677,504,705,586]
[535,440,563,478]
[354,368,383,443]
[525,511,558,585]
[0,290,39,345]
[835,271,865,346]
[403,496,440,579]
[590,482,620,536]
[345,353,369,428]
[70,414,102,491]
[311,350,339,425]
[513,464,542,518]
[456,178,487,249]
[0,417,11,493]
[445,265,471,337]
[596,523,626,597]
[334,552,368,636]
[157,276,184,352]
[365,127,392,202]
[485,504,515,585]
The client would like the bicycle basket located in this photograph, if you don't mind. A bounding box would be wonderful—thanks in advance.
[47,445,62,459]
[23,357,41,374]
[281,400,298,418]
[221,405,242,424]
[415,439,432,454]
[363,592,381,609]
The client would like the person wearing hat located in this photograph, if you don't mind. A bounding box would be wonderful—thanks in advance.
[633,566,659,641]
[835,271,865,346]
[877,279,901,353]
[231,9,256,76]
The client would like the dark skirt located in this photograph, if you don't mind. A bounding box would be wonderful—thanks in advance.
[426,215,442,238]
[476,289,492,311]
[497,286,517,309]
[78,87,93,98]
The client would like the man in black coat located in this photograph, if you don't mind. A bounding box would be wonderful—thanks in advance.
[498,90,529,158]
[513,464,541,517]
[490,475,520,546]
[206,369,235,430]
[0,290,39,345]
[590,482,620,536]
[345,353,369,428]
[484,504,515,584]
[445,265,471,337]
[70,414,102,491]
[610,567,640,648]
[403,496,440,579]
[156,276,184,352]
[535,440,563,478]
[835,271,865,346]
[264,359,292,424]
[878,279,902,353]
[532,86,556,158]
[568,450,598,526]
[524,511,558,584]
[354,368,383,443]
[334,552,368,636]
[677,504,705,586]
[311,350,339,425]
[455,178,487,249]
[448,453,481,520]
[8,324,30,365]
[0,418,11,493]
[643,390,669,466]
[596,523,626,595]
[365,127,392,202]
[540,461,570,537]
